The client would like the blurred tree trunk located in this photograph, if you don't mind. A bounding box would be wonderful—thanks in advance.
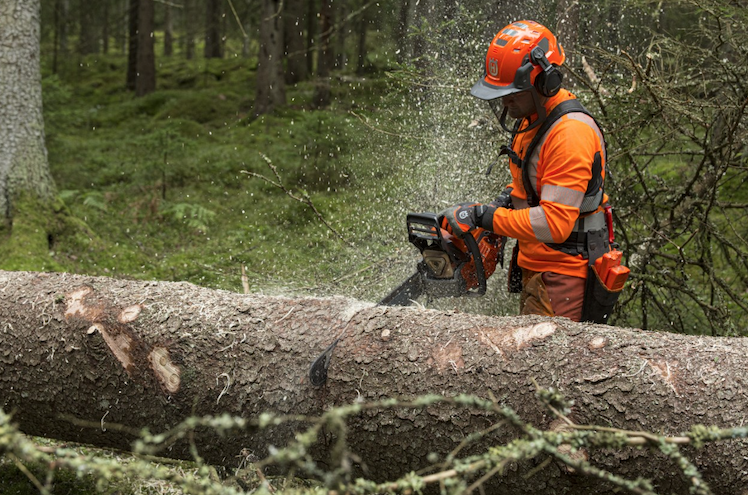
[395,0,409,64]
[334,0,347,70]
[135,0,155,96]
[606,0,622,52]
[204,0,223,59]
[3,270,748,493]
[312,0,334,108]
[184,0,195,59]
[116,0,127,54]
[411,0,428,71]
[355,2,368,74]
[254,0,285,116]
[78,0,98,54]
[52,0,69,73]
[555,0,579,70]
[305,0,316,75]
[163,2,173,56]
[284,0,308,84]
[0,1,55,228]
[102,0,110,54]
[126,0,138,89]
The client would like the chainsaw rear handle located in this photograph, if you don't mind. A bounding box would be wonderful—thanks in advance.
[406,212,487,296]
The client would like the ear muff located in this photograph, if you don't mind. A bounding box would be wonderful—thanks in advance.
[530,46,563,97]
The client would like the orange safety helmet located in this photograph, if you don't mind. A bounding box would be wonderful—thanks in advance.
[471,20,565,101]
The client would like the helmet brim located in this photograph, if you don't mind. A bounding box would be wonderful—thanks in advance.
[470,78,524,101]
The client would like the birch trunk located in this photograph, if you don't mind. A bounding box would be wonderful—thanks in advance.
[1,270,747,493]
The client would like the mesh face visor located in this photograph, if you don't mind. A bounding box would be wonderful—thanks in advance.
[486,90,547,134]
[488,98,504,123]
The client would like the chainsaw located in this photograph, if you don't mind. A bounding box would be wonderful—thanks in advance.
[379,212,504,305]
[309,212,504,386]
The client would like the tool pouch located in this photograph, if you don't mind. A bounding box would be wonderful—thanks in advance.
[507,243,523,293]
[581,229,620,324]
[581,265,623,324]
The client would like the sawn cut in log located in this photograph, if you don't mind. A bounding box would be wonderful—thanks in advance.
[1,270,747,494]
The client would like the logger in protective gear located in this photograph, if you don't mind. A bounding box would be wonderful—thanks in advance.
[439,20,624,323]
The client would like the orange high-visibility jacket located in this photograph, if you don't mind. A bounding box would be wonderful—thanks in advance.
[488,89,608,279]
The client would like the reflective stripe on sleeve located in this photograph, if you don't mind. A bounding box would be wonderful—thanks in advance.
[539,184,584,208]
[529,206,554,243]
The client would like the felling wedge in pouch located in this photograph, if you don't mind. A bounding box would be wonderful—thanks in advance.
[308,212,504,386]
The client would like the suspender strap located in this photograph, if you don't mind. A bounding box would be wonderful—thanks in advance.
[519,99,597,207]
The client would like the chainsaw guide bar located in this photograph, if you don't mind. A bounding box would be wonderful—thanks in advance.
[308,212,502,387]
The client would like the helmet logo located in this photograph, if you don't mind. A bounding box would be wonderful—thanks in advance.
[488,58,499,77]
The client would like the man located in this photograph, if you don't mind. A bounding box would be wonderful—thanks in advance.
[440,20,611,322]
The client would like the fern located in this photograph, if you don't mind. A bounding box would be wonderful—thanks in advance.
[58,190,108,212]
[160,202,216,232]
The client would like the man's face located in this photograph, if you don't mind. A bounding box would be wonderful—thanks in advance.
[501,90,538,119]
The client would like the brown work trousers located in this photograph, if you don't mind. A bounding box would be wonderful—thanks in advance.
[519,269,586,322]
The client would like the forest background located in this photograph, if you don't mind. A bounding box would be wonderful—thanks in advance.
[8,0,748,335]
[1,0,748,492]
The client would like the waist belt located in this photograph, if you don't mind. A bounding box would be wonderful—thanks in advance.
[546,210,608,258]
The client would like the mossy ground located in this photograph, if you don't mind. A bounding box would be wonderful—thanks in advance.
[17,45,414,302]
[11,37,515,314]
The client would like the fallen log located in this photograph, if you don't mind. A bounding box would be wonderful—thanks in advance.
[0,270,747,493]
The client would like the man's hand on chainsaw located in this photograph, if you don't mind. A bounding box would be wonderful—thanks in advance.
[489,187,514,210]
[439,202,495,237]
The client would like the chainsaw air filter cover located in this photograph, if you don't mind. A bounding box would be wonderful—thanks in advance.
[422,248,455,279]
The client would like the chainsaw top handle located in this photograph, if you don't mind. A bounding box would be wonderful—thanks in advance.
[406,212,487,296]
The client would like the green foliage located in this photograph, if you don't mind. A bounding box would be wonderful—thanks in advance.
[59,190,108,212]
[581,0,748,334]
[160,202,216,232]
[4,391,747,494]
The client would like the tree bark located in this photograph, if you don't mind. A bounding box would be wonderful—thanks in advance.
[355,2,369,75]
[254,0,285,117]
[204,0,223,59]
[284,0,308,84]
[183,0,195,60]
[395,0,409,64]
[555,0,579,71]
[163,2,173,57]
[2,270,748,493]
[305,0,316,76]
[126,0,138,90]
[312,0,334,108]
[102,0,110,54]
[52,0,69,73]
[334,0,347,70]
[135,0,155,96]
[78,0,98,55]
[0,0,55,224]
